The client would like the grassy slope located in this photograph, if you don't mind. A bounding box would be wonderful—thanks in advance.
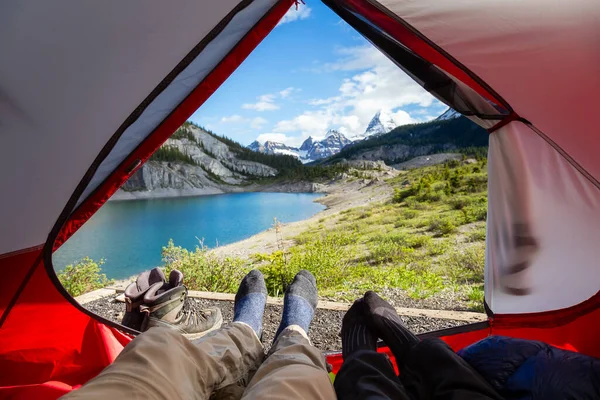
[323,116,488,165]
[271,159,487,310]
[160,158,488,312]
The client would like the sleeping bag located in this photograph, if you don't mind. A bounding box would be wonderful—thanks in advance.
[459,336,600,400]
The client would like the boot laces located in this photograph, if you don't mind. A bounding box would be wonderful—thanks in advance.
[175,288,211,327]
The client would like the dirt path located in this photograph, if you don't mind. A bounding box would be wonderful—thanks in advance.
[210,168,401,259]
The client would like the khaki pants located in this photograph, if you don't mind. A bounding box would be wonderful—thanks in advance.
[62,323,336,400]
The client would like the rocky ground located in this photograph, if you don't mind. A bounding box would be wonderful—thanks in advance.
[392,153,462,170]
[85,295,466,353]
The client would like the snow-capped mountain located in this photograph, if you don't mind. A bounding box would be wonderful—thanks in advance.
[247,130,352,163]
[436,107,461,121]
[248,140,301,158]
[359,110,398,139]
[306,130,352,160]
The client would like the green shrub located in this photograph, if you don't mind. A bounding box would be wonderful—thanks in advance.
[402,209,418,219]
[467,226,487,242]
[418,190,445,202]
[464,173,487,193]
[257,233,353,295]
[58,257,112,297]
[461,204,487,222]
[428,217,456,236]
[442,245,485,284]
[162,239,247,293]
[464,284,485,312]
[349,264,444,300]
[256,251,295,296]
[426,239,450,256]
[404,234,432,249]
[405,197,430,210]
[393,187,417,203]
[448,196,472,210]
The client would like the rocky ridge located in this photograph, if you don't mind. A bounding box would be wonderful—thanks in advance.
[115,124,280,200]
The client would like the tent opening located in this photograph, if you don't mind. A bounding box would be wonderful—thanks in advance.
[51,0,490,349]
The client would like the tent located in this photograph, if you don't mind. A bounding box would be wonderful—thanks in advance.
[1,0,598,397]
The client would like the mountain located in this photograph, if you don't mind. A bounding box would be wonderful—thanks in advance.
[360,110,398,139]
[115,122,301,199]
[247,130,352,164]
[246,109,467,165]
[320,115,488,165]
[307,130,352,160]
[436,107,461,121]
[247,140,262,152]
[246,109,398,162]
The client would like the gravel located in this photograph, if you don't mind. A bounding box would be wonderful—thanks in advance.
[84,295,466,352]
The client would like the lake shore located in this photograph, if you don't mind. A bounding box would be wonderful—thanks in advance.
[107,166,401,288]
[109,180,327,201]
[210,167,400,259]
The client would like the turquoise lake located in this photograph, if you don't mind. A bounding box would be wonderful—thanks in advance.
[53,192,325,279]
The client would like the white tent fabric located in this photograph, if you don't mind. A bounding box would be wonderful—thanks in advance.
[0,0,275,255]
[487,123,600,314]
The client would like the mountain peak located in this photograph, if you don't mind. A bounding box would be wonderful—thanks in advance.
[325,129,342,138]
[247,140,263,151]
[436,108,461,121]
[300,136,314,151]
[362,110,397,139]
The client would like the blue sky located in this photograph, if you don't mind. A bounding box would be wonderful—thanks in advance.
[190,2,447,147]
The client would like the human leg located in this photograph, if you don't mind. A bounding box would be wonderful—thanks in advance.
[363,291,501,400]
[401,338,503,400]
[240,270,335,400]
[335,299,410,400]
[64,270,269,400]
[61,323,264,400]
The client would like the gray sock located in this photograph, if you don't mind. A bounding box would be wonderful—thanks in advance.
[233,270,267,337]
[274,270,317,339]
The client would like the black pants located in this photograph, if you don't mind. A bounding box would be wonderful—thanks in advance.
[334,338,503,400]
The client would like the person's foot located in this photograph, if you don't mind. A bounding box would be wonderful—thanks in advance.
[141,269,223,340]
[122,267,166,331]
[363,291,419,363]
[341,298,378,359]
[233,270,268,337]
[275,270,318,339]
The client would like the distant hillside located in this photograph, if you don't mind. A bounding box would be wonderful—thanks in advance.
[115,122,349,199]
[320,116,488,165]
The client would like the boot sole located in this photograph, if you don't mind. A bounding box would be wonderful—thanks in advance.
[182,313,224,341]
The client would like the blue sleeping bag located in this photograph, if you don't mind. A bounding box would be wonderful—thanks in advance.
[458,336,600,400]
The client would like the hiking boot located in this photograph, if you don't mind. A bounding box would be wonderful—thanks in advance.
[122,267,166,331]
[141,270,223,339]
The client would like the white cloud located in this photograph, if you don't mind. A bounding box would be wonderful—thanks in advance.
[278,4,311,25]
[242,87,298,112]
[250,117,268,129]
[271,46,438,142]
[221,114,245,123]
[279,87,296,98]
[242,94,279,111]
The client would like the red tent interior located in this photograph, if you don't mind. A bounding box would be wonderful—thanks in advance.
[1,0,598,398]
